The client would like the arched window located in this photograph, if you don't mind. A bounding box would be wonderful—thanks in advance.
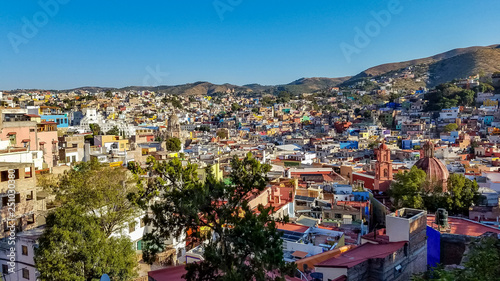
[384,169,388,178]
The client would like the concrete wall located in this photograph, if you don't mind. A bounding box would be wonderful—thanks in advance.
[315,267,347,281]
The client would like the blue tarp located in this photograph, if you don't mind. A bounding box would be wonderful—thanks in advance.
[427,226,440,268]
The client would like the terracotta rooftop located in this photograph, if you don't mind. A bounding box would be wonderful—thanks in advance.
[276,223,310,233]
[315,241,407,268]
[427,215,500,237]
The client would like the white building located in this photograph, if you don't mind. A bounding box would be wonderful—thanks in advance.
[75,108,136,137]
[439,107,459,120]
[0,227,44,281]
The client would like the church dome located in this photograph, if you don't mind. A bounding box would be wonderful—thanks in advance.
[414,142,449,189]
[167,113,179,129]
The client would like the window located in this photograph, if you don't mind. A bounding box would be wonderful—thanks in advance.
[30,128,35,132]
[128,222,137,233]
[334,213,342,219]
[25,167,32,178]
[2,264,7,273]
[1,171,8,182]
[9,135,16,145]
[26,191,33,201]
[22,268,29,279]
[2,197,7,207]
[384,169,388,178]
[27,214,35,225]
[72,156,76,162]
[22,245,28,256]
[140,219,145,228]
[15,193,20,204]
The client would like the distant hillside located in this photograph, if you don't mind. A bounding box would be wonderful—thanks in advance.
[75,77,350,96]
[344,44,500,88]
[7,44,500,95]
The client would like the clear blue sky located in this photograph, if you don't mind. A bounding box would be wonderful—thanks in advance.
[1,0,499,90]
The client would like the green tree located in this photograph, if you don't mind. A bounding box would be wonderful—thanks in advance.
[105,90,113,98]
[443,123,458,133]
[251,107,260,114]
[458,89,475,106]
[444,173,479,215]
[106,125,120,136]
[473,83,495,94]
[35,206,137,281]
[231,103,242,112]
[360,95,374,106]
[389,166,427,209]
[40,160,140,237]
[165,137,181,152]
[198,125,210,132]
[128,154,296,281]
[216,129,229,139]
[89,123,101,136]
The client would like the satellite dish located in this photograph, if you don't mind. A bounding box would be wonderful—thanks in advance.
[100,274,110,281]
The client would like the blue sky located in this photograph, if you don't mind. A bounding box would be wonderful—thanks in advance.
[1,0,499,90]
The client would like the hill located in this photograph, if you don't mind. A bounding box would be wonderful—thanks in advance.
[344,44,500,88]
[7,44,500,95]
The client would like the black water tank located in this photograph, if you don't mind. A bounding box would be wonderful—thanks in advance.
[436,208,448,227]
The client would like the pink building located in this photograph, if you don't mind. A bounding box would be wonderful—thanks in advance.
[0,113,58,169]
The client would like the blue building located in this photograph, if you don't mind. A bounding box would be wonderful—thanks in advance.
[402,140,420,150]
[41,114,69,128]
[484,115,494,126]
[340,140,358,149]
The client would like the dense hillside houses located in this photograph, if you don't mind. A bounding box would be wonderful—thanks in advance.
[0,71,500,280]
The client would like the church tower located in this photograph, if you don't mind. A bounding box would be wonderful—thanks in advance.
[374,141,393,191]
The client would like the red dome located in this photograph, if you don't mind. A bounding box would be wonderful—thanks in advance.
[414,157,449,188]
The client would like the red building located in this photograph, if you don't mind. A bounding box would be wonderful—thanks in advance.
[352,142,393,192]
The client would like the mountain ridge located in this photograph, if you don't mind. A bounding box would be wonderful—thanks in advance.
[6,44,500,95]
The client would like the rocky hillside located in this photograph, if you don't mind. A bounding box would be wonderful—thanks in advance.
[344,44,500,88]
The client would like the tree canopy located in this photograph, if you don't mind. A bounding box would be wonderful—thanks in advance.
[35,206,138,281]
[128,154,295,281]
[443,123,458,133]
[89,123,101,136]
[389,168,479,215]
[165,137,182,152]
[38,160,140,237]
[390,166,427,209]
[216,129,229,139]
[106,125,120,136]
[425,83,476,111]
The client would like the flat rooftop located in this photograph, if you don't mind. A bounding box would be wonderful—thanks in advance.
[427,215,500,237]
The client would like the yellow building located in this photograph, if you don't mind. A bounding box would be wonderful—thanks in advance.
[95,135,130,151]
[197,162,223,182]
[483,99,499,107]
[359,132,369,139]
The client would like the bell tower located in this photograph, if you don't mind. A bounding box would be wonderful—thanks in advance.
[374,141,393,191]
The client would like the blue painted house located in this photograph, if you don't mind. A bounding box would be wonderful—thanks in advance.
[41,114,69,128]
